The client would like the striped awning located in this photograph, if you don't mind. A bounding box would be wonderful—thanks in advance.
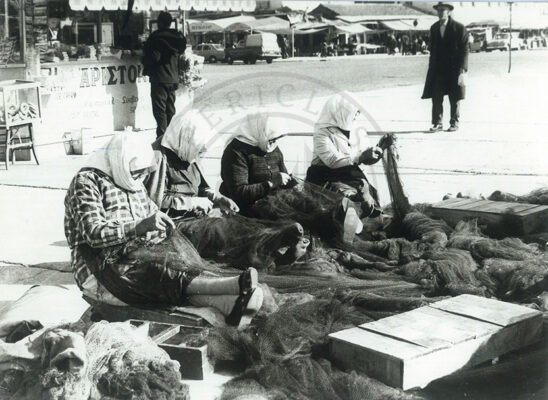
[69,0,256,11]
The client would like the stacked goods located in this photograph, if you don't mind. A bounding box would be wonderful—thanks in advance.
[6,101,39,124]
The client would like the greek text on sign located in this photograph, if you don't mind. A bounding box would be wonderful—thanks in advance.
[79,64,149,88]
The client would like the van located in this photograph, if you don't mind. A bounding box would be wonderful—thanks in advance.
[225,33,282,64]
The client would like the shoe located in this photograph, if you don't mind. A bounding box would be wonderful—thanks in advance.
[429,124,443,132]
[447,125,459,132]
[238,267,258,295]
[225,287,264,329]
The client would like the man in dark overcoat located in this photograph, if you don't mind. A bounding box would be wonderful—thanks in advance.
[422,2,469,132]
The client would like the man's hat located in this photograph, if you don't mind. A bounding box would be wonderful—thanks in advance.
[433,2,454,11]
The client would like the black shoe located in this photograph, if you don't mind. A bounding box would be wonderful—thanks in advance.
[238,267,258,295]
[225,287,264,329]
[429,124,443,132]
[447,125,459,132]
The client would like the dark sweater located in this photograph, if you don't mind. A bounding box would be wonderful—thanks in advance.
[142,29,187,84]
[220,139,288,213]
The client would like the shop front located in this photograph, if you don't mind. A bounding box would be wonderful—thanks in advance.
[2,0,255,147]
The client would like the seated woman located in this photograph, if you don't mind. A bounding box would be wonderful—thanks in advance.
[64,132,262,329]
[147,110,239,217]
[220,109,363,245]
[147,110,309,268]
[219,110,293,216]
[306,92,390,219]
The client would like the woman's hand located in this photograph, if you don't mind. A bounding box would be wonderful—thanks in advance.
[189,197,214,214]
[273,172,292,187]
[136,211,175,236]
[214,195,240,213]
[359,146,383,165]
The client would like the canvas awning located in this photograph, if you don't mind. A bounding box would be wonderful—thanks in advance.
[323,19,370,35]
[188,15,255,33]
[69,0,256,11]
[380,20,414,31]
[292,21,329,35]
[224,16,290,34]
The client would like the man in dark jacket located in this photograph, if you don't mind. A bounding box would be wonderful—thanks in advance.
[422,2,469,132]
[142,12,187,137]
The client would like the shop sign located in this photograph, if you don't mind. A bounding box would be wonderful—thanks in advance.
[189,22,222,33]
[39,59,156,134]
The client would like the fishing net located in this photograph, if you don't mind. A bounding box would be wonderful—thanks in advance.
[208,295,423,400]
[447,220,540,262]
[85,321,188,400]
[488,187,548,205]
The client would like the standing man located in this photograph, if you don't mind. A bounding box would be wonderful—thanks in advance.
[142,12,187,138]
[422,2,469,132]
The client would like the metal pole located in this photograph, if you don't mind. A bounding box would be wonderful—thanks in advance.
[3,0,8,38]
[508,2,512,73]
[292,28,295,57]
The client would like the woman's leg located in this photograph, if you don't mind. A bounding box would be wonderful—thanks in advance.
[186,268,258,295]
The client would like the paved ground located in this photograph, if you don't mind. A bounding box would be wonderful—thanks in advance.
[1,49,547,268]
[0,49,547,400]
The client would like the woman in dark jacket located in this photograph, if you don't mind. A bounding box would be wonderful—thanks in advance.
[220,110,363,246]
[220,110,293,215]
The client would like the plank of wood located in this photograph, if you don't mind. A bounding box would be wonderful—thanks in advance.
[86,298,205,326]
[429,295,542,326]
[402,313,542,390]
[431,198,477,209]
[329,327,424,389]
[451,199,492,210]
[329,327,425,360]
[516,204,548,216]
[469,201,539,214]
[360,306,499,350]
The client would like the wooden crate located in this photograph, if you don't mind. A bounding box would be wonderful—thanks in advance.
[426,198,548,235]
[84,296,205,327]
[329,294,542,390]
[130,320,213,380]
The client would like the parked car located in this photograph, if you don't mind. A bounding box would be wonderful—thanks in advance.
[486,33,526,51]
[193,43,225,63]
[225,33,281,64]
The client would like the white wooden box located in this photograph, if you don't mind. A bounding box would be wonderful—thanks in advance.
[329,295,542,390]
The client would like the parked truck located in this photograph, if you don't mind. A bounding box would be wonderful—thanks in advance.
[225,33,281,64]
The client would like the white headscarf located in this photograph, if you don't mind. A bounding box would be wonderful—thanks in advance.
[84,132,156,192]
[315,92,361,132]
[227,109,286,153]
[161,110,215,164]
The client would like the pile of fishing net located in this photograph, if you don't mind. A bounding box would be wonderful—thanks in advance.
[2,321,188,400]
[488,187,548,205]
[208,293,423,400]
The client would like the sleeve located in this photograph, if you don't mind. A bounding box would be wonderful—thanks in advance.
[70,174,137,248]
[313,129,357,169]
[278,148,288,174]
[221,146,271,208]
[428,26,436,67]
[459,25,470,73]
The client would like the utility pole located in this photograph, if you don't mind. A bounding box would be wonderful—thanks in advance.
[508,2,513,73]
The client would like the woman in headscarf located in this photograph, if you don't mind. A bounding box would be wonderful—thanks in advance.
[306,92,389,219]
[219,109,294,215]
[147,110,239,217]
[219,109,363,246]
[64,132,263,329]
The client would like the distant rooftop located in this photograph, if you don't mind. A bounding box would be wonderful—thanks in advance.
[310,3,425,17]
